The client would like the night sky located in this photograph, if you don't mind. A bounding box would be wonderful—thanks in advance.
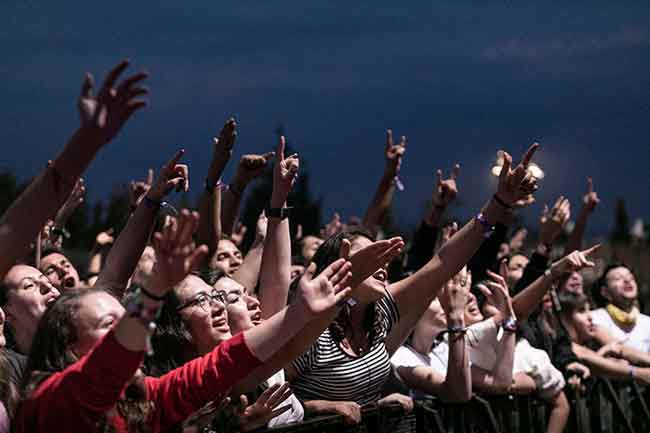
[1,1,648,236]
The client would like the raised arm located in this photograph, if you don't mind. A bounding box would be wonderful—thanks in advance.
[387,144,540,345]
[406,165,459,273]
[94,150,189,298]
[566,178,599,254]
[0,60,147,279]
[221,152,274,236]
[512,245,599,321]
[363,130,406,235]
[474,271,517,393]
[259,136,298,318]
[197,118,236,261]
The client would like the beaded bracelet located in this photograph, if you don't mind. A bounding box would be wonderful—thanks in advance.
[125,290,162,356]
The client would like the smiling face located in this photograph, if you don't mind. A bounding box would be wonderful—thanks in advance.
[175,275,232,354]
[3,265,60,328]
[213,277,262,335]
[348,236,389,304]
[211,239,243,276]
[40,252,80,292]
[601,266,638,306]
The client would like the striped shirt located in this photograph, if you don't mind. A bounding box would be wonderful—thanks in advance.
[290,291,400,405]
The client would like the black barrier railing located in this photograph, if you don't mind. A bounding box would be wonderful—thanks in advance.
[263,379,649,433]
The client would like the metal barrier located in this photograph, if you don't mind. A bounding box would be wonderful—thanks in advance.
[264,380,649,433]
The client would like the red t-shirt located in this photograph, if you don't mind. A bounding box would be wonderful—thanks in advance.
[14,330,261,433]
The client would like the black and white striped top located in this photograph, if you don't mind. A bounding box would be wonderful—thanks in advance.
[290,291,400,405]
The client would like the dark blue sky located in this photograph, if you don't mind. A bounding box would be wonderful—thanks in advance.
[1,1,648,235]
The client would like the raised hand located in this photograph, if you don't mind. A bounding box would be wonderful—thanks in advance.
[271,135,299,206]
[232,152,275,190]
[583,177,600,212]
[55,178,86,224]
[385,129,407,177]
[550,244,599,279]
[477,261,515,318]
[495,143,539,207]
[78,59,148,144]
[439,267,470,319]
[213,117,238,156]
[296,259,353,316]
[320,213,344,239]
[339,236,404,288]
[235,383,293,432]
[509,228,528,252]
[230,222,248,247]
[147,150,189,202]
[432,164,460,208]
[539,196,571,246]
[128,169,154,207]
[95,228,115,247]
[150,210,208,296]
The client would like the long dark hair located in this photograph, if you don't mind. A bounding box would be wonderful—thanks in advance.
[22,288,153,433]
[310,228,377,344]
[147,289,196,377]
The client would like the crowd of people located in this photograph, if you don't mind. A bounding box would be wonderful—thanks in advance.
[0,59,647,433]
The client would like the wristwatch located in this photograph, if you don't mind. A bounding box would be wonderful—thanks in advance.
[475,212,495,239]
[502,316,518,333]
[267,207,292,220]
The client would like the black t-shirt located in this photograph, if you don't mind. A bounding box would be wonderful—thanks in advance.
[5,349,27,388]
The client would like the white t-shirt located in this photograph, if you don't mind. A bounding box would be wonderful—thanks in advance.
[390,343,449,399]
[591,308,650,353]
[467,318,564,400]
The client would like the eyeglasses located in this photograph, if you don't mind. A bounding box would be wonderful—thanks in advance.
[177,290,227,312]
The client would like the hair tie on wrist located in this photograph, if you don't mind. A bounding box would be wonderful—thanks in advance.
[493,194,512,209]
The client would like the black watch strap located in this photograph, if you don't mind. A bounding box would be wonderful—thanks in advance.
[267,207,292,219]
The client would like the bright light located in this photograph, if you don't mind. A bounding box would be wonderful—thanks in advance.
[490,150,544,179]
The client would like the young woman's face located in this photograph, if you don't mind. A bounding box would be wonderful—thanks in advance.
[561,272,584,296]
[506,254,529,287]
[602,266,638,305]
[210,239,243,276]
[349,236,389,304]
[176,275,232,353]
[3,265,60,328]
[571,303,596,343]
[71,291,124,357]
[464,292,484,325]
[213,277,262,335]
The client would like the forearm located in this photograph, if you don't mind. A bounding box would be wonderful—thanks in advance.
[467,223,508,284]
[405,221,439,273]
[442,317,471,402]
[243,302,311,362]
[621,346,650,367]
[232,241,264,292]
[393,199,505,305]
[94,202,158,298]
[0,128,101,277]
[259,213,291,319]
[492,332,516,391]
[565,207,590,254]
[197,187,222,261]
[221,178,246,236]
[363,171,396,233]
[303,400,339,414]
[512,272,553,321]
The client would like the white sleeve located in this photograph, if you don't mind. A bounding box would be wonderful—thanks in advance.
[391,346,425,369]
